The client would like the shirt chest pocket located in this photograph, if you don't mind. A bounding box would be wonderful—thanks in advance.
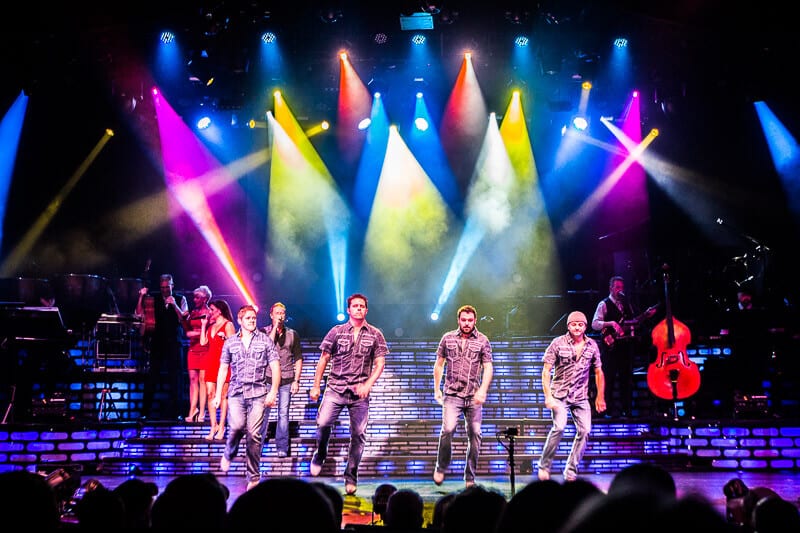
[360,336,375,349]
[251,340,268,355]
[337,337,351,351]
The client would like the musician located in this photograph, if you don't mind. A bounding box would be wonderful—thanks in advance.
[591,275,656,418]
[136,274,188,420]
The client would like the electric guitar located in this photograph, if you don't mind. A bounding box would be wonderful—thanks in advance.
[601,304,659,346]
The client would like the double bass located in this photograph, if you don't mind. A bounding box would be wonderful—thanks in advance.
[647,264,701,402]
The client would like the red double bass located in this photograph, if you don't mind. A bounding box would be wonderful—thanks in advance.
[647,264,701,402]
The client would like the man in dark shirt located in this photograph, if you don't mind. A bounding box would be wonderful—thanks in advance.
[432,304,493,488]
[308,293,389,496]
[260,301,303,457]
[592,275,655,418]
[136,273,188,420]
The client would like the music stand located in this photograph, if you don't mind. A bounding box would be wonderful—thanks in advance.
[93,318,125,422]
[0,305,75,423]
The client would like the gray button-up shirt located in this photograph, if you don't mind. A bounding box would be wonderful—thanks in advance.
[222,329,279,399]
[436,328,493,398]
[319,321,389,395]
[542,333,602,403]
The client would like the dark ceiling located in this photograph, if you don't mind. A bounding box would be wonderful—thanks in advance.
[4,1,793,121]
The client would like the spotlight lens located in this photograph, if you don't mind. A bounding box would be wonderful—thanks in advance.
[572,116,588,131]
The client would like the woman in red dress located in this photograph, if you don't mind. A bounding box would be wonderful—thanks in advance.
[183,285,212,423]
[201,299,236,440]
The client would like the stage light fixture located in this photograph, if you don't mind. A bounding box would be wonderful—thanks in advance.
[411,34,426,45]
[374,32,388,44]
[159,31,175,44]
[400,12,433,31]
[514,35,529,47]
[261,31,276,44]
[505,10,530,25]
[414,117,429,131]
[572,116,588,131]
[319,8,343,24]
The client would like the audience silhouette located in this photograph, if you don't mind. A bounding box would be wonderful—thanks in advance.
[430,491,457,530]
[226,477,339,532]
[150,473,228,531]
[112,477,159,529]
[441,485,507,533]
[12,459,797,532]
[312,481,345,529]
[0,470,61,532]
[384,488,425,530]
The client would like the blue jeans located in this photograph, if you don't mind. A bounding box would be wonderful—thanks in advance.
[538,398,592,480]
[225,394,267,483]
[311,388,369,486]
[435,394,483,483]
[261,382,292,453]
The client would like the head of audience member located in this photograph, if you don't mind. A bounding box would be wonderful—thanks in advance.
[150,473,228,531]
[311,481,344,529]
[565,489,732,533]
[495,479,568,533]
[655,493,732,533]
[113,477,159,529]
[751,495,800,533]
[430,491,457,530]
[608,462,677,500]
[76,484,126,530]
[441,485,507,533]
[561,477,603,508]
[226,477,338,533]
[385,488,425,530]
[372,483,398,523]
[0,470,61,532]
[560,490,663,533]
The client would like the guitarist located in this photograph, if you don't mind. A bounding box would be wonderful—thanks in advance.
[591,275,656,418]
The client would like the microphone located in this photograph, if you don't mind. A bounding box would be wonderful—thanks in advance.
[199,315,207,320]
[618,291,626,298]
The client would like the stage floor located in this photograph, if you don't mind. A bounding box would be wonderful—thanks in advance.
[74,470,800,527]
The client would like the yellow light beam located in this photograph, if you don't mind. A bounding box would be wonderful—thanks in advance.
[0,130,113,276]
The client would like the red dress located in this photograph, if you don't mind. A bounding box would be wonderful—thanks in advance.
[205,320,232,383]
[185,311,209,370]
